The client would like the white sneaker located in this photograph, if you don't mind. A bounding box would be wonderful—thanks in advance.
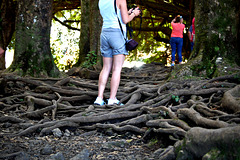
[94,97,105,106]
[107,98,124,106]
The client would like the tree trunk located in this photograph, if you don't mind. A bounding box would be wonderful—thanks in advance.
[0,0,16,70]
[237,1,240,64]
[89,0,102,60]
[77,0,90,66]
[191,0,240,77]
[9,0,59,77]
[76,0,102,68]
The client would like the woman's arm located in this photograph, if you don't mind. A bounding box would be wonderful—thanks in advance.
[171,17,176,23]
[117,0,141,24]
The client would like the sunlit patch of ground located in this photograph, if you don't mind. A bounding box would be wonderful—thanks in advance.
[123,61,145,68]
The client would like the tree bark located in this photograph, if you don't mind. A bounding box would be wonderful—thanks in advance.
[0,0,16,69]
[176,126,240,159]
[77,0,90,66]
[191,0,240,77]
[237,1,240,65]
[9,0,59,77]
[77,0,102,68]
[89,0,102,63]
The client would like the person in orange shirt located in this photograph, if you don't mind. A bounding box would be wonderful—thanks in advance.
[170,15,185,66]
[192,17,195,42]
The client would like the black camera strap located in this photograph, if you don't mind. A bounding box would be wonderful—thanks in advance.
[114,0,127,42]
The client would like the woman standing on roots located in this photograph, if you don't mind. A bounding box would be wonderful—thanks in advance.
[170,15,185,66]
[94,0,141,105]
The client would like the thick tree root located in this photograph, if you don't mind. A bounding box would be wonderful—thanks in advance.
[0,65,239,159]
[175,126,240,159]
[177,108,229,128]
[222,85,240,112]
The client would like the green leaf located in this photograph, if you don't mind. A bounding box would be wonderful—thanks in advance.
[175,96,179,102]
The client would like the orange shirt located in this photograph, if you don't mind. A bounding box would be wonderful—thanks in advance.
[192,17,195,34]
[171,23,185,38]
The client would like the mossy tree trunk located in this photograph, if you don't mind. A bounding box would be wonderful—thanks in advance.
[77,0,90,66]
[76,0,102,68]
[89,0,102,68]
[237,1,240,58]
[0,0,16,70]
[9,0,59,77]
[190,0,240,77]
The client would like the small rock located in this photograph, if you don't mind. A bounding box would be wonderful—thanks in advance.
[70,148,90,160]
[41,144,53,155]
[77,142,85,146]
[48,152,65,160]
[29,140,43,147]
[14,152,30,160]
[135,155,143,160]
[52,128,62,138]
[102,140,126,150]
[64,129,71,137]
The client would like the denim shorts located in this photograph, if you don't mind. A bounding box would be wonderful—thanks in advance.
[100,28,128,58]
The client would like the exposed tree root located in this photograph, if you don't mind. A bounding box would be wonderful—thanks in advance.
[0,116,25,123]
[0,64,239,159]
[95,123,145,134]
[146,119,191,131]
[222,85,240,112]
[0,151,26,159]
[175,126,240,159]
[177,108,229,128]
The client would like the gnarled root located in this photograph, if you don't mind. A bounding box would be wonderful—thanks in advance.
[222,85,240,113]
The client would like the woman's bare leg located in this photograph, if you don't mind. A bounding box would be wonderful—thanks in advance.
[97,57,113,99]
[109,54,125,99]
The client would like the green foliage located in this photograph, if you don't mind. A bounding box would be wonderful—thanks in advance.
[148,138,159,147]
[192,0,239,77]
[126,9,171,65]
[82,51,97,68]
[192,61,217,78]
[234,74,240,82]
[171,94,179,102]
[6,32,15,50]
[51,9,80,71]
[206,142,240,160]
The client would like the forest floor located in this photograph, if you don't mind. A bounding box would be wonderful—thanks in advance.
[0,63,240,160]
[0,63,169,160]
[0,127,155,160]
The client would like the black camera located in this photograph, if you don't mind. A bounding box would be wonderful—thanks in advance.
[131,5,142,15]
[132,5,141,11]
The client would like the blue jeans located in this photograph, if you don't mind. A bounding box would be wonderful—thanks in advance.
[170,37,183,62]
[190,41,194,52]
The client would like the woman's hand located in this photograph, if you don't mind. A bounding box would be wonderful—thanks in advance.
[131,7,141,17]
[128,8,133,15]
[118,0,141,24]
[171,18,176,23]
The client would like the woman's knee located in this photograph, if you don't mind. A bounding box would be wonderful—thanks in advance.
[112,66,122,75]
